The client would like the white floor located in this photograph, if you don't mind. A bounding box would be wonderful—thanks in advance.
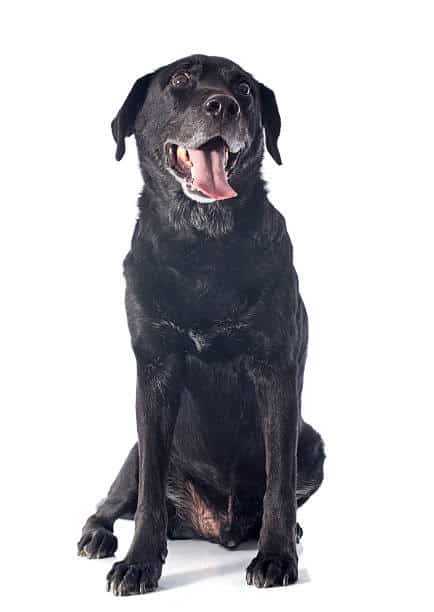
[63,517,427,611]
[71,520,313,607]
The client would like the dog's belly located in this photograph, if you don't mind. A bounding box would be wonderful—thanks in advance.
[169,360,265,541]
[171,356,264,491]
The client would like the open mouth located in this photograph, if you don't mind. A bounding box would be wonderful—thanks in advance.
[165,137,241,201]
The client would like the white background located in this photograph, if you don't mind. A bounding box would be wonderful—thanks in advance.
[1,1,433,610]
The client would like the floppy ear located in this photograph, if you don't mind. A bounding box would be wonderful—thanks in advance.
[259,83,282,165]
[111,73,154,161]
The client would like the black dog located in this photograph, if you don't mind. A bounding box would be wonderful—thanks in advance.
[78,54,325,595]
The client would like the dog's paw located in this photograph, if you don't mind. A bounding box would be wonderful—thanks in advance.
[106,559,163,596]
[77,528,118,559]
[246,551,298,588]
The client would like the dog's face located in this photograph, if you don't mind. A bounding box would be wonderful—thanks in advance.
[112,55,282,206]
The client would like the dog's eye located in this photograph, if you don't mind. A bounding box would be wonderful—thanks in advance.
[171,72,191,88]
[238,82,251,96]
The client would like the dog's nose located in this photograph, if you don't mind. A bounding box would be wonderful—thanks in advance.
[205,94,240,121]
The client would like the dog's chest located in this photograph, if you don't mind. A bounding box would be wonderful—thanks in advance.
[126,238,270,359]
[155,246,260,323]
[151,268,255,357]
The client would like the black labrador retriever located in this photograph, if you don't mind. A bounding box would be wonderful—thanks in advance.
[77,54,325,595]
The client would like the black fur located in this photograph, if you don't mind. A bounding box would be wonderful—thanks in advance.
[77,54,325,595]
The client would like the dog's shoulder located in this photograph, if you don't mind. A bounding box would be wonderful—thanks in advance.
[250,199,293,267]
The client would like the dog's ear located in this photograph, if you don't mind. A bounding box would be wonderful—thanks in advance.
[111,72,154,161]
[259,83,282,165]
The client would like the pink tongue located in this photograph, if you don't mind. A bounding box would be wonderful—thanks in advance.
[188,142,237,201]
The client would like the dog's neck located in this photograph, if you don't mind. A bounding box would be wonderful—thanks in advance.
[136,172,268,240]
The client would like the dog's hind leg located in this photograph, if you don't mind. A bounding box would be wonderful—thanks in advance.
[296,421,325,509]
[77,444,139,559]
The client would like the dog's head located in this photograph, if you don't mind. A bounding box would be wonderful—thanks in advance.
[111,55,281,207]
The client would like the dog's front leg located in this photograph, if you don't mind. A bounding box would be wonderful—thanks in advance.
[107,353,182,596]
[246,364,299,588]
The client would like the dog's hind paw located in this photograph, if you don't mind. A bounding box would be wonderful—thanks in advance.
[77,527,118,559]
[106,559,163,596]
[246,551,298,588]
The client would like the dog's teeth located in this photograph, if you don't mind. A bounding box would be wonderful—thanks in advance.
[177,146,191,165]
